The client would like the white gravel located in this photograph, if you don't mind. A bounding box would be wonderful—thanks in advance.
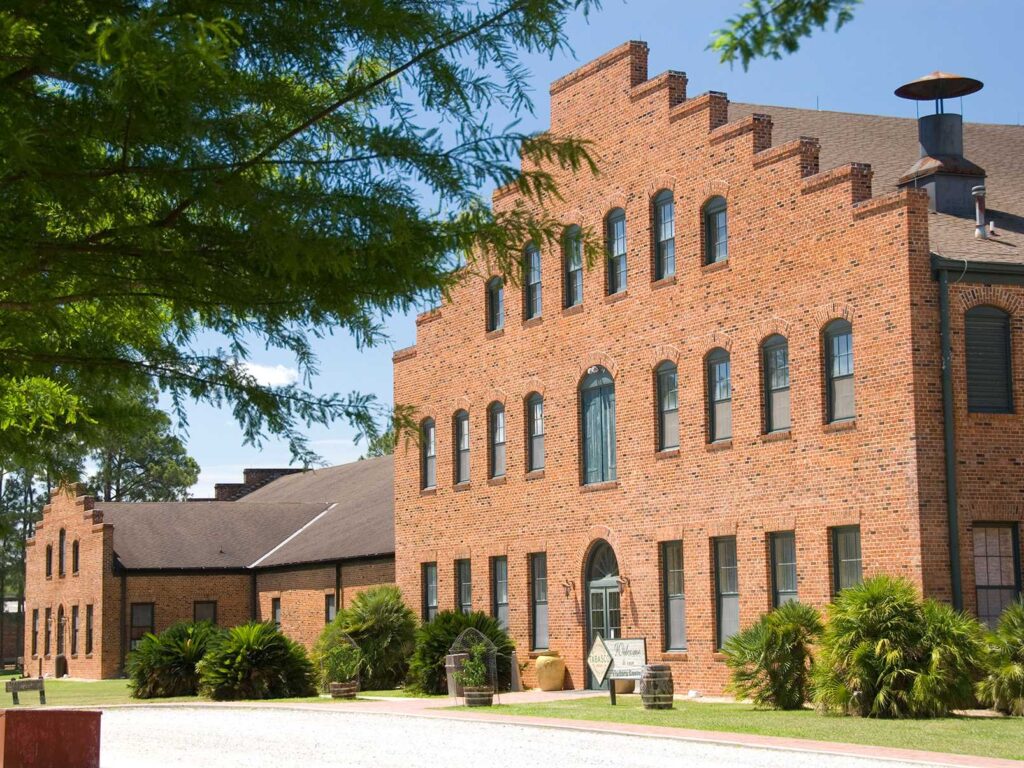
[99,706,926,768]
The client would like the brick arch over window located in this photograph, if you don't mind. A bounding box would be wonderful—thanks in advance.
[646,176,677,197]
[576,353,619,382]
[958,286,1022,316]
[602,193,628,214]
[484,388,509,408]
[522,377,546,399]
[813,302,855,328]
[754,317,792,346]
[705,330,733,354]
[648,344,681,368]
[702,179,730,198]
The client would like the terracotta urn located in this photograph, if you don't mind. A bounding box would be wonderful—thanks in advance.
[534,650,565,691]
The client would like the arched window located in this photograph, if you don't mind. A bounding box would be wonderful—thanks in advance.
[656,361,679,450]
[45,545,52,578]
[965,306,1013,413]
[563,226,583,308]
[703,196,728,264]
[605,208,627,295]
[453,411,470,485]
[824,319,854,422]
[420,418,436,489]
[488,402,506,478]
[653,190,675,280]
[58,529,66,577]
[581,366,616,484]
[56,605,65,656]
[707,348,731,442]
[486,277,504,332]
[526,393,545,472]
[523,244,542,320]
[762,335,790,432]
[72,540,80,575]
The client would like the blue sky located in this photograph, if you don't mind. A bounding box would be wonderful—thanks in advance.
[181,0,1024,496]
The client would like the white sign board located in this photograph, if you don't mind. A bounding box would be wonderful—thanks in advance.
[604,638,647,680]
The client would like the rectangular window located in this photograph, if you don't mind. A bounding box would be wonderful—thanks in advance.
[490,407,506,478]
[770,532,798,606]
[85,605,93,655]
[422,562,438,622]
[71,605,79,656]
[528,396,545,471]
[44,607,51,656]
[324,594,337,624]
[714,537,739,649]
[607,212,627,294]
[456,559,472,614]
[974,524,1021,628]
[271,598,282,628]
[564,232,583,308]
[654,194,675,279]
[657,364,679,450]
[422,420,436,489]
[709,356,732,442]
[455,413,470,484]
[193,601,217,624]
[764,341,791,432]
[661,541,686,650]
[31,609,38,657]
[492,557,509,630]
[832,526,863,594]
[130,603,154,651]
[827,326,855,422]
[525,246,542,319]
[530,553,549,650]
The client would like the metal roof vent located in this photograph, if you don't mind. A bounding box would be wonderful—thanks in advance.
[895,72,986,217]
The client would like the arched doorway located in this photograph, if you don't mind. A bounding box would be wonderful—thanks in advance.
[585,540,620,689]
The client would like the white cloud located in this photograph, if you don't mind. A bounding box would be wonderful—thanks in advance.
[241,362,299,387]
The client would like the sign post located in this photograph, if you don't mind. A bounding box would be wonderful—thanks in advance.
[586,636,647,706]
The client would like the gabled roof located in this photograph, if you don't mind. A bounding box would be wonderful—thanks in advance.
[731,103,1024,264]
[97,455,394,571]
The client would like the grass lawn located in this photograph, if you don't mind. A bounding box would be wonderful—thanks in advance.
[492,695,1024,762]
[358,688,445,699]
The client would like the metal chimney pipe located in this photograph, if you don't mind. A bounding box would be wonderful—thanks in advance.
[973,185,987,239]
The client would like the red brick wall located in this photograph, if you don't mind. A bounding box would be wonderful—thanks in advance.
[123,572,252,636]
[393,41,938,694]
[341,558,396,607]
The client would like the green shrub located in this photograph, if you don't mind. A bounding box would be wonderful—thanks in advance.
[723,601,823,710]
[406,611,513,695]
[320,585,416,690]
[197,622,316,701]
[453,643,490,688]
[313,641,364,692]
[977,601,1024,716]
[126,621,221,699]
[812,575,985,718]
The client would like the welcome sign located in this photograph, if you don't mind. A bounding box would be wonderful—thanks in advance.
[587,637,647,685]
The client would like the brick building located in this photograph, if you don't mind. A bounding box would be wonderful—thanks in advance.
[25,456,394,679]
[393,42,1024,694]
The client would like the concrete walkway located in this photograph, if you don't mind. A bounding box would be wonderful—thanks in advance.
[102,692,1020,767]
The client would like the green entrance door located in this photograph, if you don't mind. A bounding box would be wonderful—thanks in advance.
[585,541,620,689]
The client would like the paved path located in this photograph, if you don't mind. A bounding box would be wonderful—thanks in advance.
[98,705,1004,768]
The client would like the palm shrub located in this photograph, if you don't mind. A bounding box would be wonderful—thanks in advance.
[197,622,316,701]
[406,611,514,695]
[126,621,221,699]
[723,601,823,709]
[812,575,985,718]
[977,601,1024,715]
[319,586,416,690]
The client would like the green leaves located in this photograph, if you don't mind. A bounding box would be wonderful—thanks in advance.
[0,1,597,465]
[709,0,860,70]
[977,601,1024,716]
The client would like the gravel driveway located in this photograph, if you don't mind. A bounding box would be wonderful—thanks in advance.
[99,706,929,768]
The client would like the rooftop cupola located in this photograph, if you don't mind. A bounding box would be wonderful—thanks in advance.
[895,71,986,216]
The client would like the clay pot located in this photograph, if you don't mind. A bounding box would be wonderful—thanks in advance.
[534,651,565,691]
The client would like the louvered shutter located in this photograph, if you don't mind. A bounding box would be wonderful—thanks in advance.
[966,307,1013,413]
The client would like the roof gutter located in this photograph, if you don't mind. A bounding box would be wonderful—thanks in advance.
[928,253,1024,612]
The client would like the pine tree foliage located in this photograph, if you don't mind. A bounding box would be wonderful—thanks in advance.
[0,1,598,462]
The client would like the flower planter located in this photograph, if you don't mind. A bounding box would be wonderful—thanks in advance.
[329,681,359,699]
[534,651,565,691]
[463,685,494,707]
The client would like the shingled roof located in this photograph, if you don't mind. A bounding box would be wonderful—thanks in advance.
[97,455,394,571]
[731,103,1024,264]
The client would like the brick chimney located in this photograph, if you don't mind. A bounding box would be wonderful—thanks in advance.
[214,467,303,501]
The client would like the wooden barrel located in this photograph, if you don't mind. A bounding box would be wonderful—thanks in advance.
[639,664,674,710]
[463,685,494,707]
